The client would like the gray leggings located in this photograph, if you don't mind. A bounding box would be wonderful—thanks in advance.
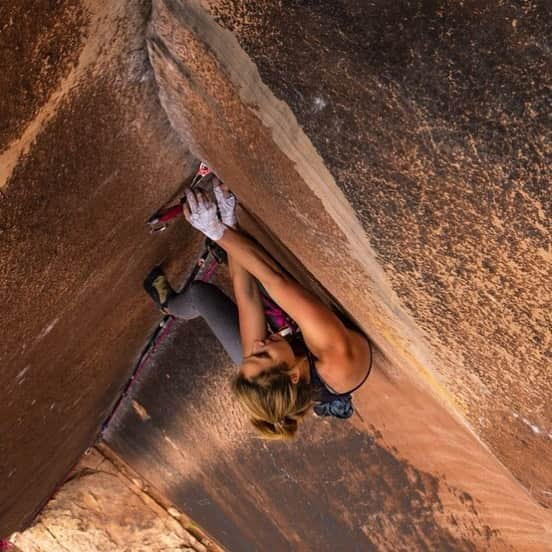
[166,281,243,364]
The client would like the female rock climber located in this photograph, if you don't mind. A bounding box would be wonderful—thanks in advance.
[143,179,372,439]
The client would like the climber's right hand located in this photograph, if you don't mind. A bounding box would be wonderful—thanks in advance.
[183,189,226,241]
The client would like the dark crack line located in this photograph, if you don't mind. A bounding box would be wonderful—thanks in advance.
[45,526,72,552]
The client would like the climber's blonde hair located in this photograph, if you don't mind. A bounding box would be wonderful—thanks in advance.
[232,361,313,439]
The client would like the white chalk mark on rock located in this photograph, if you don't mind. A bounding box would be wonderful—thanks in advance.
[512,411,548,437]
[164,435,180,451]
[36,318,59,342]
[16,364,31,380]
[312,96,327,112]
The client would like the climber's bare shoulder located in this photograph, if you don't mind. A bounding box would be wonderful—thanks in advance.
[315,329,372,394]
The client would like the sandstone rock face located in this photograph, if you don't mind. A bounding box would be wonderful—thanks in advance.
[2,0,551,547]
[10,449,205,552]
[0,0,202,535]
[105,287,552,551]
[147,0,551,506]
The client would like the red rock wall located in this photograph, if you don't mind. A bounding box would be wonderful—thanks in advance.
[0,0,202,535]
[9,447,213,552]
[104,298,552,550]
[148,0,551,506]
[2,0,551,543]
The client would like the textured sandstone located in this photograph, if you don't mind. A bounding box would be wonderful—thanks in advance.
[105,281,552,550]
[10,448,205,552]
[147,0,551,505]
[2,0,551,548]
[1,0,202,535]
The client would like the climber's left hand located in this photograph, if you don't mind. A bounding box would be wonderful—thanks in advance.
[213,178,238,229]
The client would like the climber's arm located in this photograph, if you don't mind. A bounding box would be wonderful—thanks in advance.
[227,244,267,357]
[217,229,351,360]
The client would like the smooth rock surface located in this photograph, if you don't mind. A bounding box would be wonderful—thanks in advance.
[0,0,202,535]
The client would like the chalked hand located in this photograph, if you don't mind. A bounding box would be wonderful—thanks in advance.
[213,178,238,229]
[183,189,226,241]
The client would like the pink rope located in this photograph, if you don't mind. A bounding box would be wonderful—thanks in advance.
[100,317,176,434]
[199,258,219,283]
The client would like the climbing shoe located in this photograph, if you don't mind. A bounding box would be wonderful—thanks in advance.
[143,267,175,311]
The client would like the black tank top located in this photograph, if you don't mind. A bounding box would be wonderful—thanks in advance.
[278,312,372,402]
[307,346,372,403]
